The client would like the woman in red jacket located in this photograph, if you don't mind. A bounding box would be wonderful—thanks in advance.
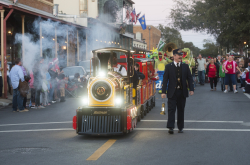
[206,59,219,91]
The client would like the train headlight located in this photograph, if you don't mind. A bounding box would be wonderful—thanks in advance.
[91,80,112,102]
[115,97,122,106]
[98,71,106,78]
[82,97,88,105]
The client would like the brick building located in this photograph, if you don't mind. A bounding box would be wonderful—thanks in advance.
[18,0,54,13]
[133,25,161,51]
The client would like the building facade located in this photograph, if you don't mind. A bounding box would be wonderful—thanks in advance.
[133,25,161,51]
[55,0,134,58]
[0,0,87,98]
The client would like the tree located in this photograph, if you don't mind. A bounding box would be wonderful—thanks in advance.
[170,0,250,49]
[199,39,218,57]
[158,24,200,56]
[158,24,184,48]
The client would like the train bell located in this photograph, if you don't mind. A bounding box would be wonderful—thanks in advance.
[160,102,166,115]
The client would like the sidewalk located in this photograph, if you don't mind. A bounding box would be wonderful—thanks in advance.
[0,93,31,106]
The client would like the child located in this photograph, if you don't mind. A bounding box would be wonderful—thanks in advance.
[241,68,249,92]
[58,74,68,102]
[219,60,226,91]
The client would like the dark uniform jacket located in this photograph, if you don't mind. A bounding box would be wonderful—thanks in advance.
[162,62,194,98]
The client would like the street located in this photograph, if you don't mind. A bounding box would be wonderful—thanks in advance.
[0,84,250,165]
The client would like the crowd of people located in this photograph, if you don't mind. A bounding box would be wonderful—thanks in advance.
[8,57,79,112]
[193,54,250,93]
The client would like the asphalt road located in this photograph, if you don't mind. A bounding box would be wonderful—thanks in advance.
[0,83,250,165]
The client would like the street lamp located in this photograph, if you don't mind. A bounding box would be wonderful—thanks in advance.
[244,42,247,44]
[148,26,151,50]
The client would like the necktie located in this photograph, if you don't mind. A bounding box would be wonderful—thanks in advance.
[177,63,179,67]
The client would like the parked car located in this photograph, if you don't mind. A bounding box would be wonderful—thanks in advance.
[78,60,93,76]
[62,66,87,81]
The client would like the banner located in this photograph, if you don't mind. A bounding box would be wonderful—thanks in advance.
[157,38,165,51]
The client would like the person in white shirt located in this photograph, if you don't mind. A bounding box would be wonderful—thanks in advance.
[197,54,206,85]
[111,55,127,76]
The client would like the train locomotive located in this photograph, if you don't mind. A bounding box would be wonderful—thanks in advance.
[72,48,157,135]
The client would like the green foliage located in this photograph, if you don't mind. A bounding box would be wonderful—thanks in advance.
[199,39,218,57]
[170,0,250,48]
[158,24,200,57]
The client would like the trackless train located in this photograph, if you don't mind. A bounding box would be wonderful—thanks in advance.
[72,48,157,135]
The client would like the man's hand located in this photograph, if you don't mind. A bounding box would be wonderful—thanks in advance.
[189,91,194,96]
[161,94,166,98]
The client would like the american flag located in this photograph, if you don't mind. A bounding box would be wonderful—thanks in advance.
[130,8,136,23]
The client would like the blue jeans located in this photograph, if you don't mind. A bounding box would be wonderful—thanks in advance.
[192,73,196,88]
[198,70,205,84]
[240,77,245,87]
[49,84,55,102]
[225,74,236,85]
[12,88,24,111]
[221,77,225,91]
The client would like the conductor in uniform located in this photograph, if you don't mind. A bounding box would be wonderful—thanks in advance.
[161,49,194,134]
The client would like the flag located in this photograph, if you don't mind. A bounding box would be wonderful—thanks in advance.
[138,14,147,30]
[135,12,141,24]
[125,9,130,20]
[130,8,136,23]
[157,38,165,51]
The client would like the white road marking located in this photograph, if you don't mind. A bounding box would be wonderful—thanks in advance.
[135,128,250,132]
[141,120,244,123]
[0,128,73,133]
[244,93,250,99]
[0,121,72,127]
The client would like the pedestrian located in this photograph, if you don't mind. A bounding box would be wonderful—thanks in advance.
[217,55,222,65]
[20,65,29,111]
[9,58,28,112]
[240,68,248,91]
[219,60,226,91]
[206,59,219,91]
[161,49,194,134]
[58,73,68,102]
[197,54,206,85]
[7,63,12,95]
[33,57,45,109]
[248,62,250,71]
[245,69,250,93]
[223,55,242,93]
[48,64,58,103]
[29,71,36,108]
[192,57,197,89]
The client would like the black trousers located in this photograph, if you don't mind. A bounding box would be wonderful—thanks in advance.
[35,88,41,106]
[210,77,217,89]
[167,89,186,130]
[0,76,2,97]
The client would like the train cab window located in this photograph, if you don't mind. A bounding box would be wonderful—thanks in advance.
[112,55,127,76]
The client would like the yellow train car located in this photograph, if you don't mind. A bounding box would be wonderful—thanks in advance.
[73,48,145,135]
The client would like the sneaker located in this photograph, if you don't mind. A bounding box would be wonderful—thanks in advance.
[31,106,36,109]
[47,103,51,106]
[38,106,45,109]
[52,101,56,103]
[19,109,29,112]
[243,89,245,92]
[224,90,228,93]
[234,90,238,93]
